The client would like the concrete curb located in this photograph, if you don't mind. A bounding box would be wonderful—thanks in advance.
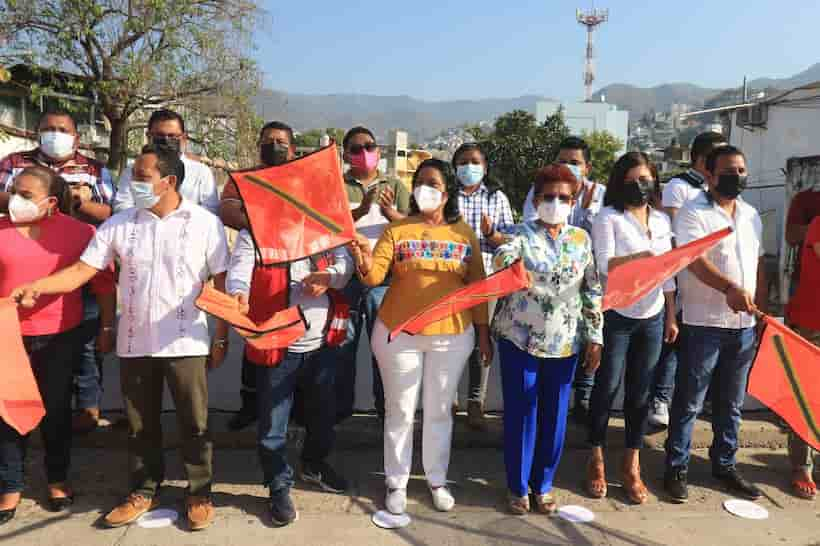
[48,410,789,451]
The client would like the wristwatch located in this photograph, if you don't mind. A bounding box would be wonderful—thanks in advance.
[213,338,228,348]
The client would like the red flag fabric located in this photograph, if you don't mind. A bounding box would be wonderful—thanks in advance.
[748,316,820,452]
[230,144,355,265]
[0,298,45,435]
[602,227,732,311]
[389,260,529,342]
[195,285,307,351]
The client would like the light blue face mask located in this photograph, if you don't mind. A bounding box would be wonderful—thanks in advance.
[564,163,583,182]
[131,181,161,209]
[457,164,485,187]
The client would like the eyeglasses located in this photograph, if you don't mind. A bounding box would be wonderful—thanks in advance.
[542,194,572,203]
[348,142,378,154]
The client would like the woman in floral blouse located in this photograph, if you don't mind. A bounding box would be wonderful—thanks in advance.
[492,164,603,515]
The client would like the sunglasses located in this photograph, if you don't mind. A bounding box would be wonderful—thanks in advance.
[348,142,378,154]
[542,194,573,203]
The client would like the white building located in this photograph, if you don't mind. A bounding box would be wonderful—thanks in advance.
[534,100,629,155]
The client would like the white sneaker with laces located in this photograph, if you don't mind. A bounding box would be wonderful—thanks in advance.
[429,485,455,512]
[649,399,669,427]
[385,488,407,515]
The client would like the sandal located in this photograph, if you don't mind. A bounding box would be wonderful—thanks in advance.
[622,472,649,504]
[533,492,558,514]
[586,456,607,498]
[791,476,817,500]
[46,483,75,512]
[507,493,530,515]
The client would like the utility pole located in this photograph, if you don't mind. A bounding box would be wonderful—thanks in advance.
[576,7,608,102]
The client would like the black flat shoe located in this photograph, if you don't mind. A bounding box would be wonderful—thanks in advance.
[0,507,16,525]
[46,494,74,512]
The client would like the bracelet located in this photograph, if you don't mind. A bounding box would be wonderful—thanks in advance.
[213,338,228,347]
[101,326,114,332]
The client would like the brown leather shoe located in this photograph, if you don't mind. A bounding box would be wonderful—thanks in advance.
[187,495,215,531]
[72,408,100,434]
[103,493,159,528]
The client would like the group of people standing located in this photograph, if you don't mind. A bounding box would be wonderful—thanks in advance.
[0,108,815,534]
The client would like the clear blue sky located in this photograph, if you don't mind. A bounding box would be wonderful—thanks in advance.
[254,0,819,102]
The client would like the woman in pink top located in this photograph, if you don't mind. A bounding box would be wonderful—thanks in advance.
[0,166,115,525]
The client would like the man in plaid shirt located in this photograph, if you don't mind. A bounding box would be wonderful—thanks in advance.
[452,143,514,429]
[0,110,114,433]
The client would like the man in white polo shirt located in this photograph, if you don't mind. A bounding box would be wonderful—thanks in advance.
[664,145,767,504]
[113,109,219,214]
[12,145,230,531]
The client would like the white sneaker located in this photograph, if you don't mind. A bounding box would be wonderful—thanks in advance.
[649,399,669,427]
[429,485,455,512]
[385,488,407,515]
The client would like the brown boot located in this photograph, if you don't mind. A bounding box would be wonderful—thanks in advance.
[103,493,159,528]
[467,400,486,430]
[187,495,215,531]
[72,407,100,433]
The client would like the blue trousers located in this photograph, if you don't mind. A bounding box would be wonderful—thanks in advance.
[499,338,577,497]
[589,310,664,449]
[665,325,757,471]
[652,310,681,404]
[73,289,102,409]
[256,347,337,494]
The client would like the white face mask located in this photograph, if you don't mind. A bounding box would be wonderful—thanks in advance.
[131,181,162,210]
[413,185,444,212]
[537,198,572,225]
[39,131,76,160]
[8,194,49,223]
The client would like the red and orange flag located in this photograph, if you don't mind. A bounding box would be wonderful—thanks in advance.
[389,260,529,342]
[603,227,732,311]
[195,285,307,351]
[229,144,356,265]
[748,316,820,451]
[0,298,45,435]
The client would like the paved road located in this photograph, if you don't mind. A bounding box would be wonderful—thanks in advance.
[3,444,817,545]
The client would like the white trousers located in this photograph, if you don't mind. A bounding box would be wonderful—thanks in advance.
[371,319,474,489]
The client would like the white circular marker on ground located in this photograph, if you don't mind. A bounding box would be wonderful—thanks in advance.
[371,510,411,529]
[723,499,769,520]
[556,505,595,523]
[136,508,179,529]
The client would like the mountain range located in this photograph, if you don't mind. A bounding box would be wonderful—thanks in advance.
[253,63,820,142]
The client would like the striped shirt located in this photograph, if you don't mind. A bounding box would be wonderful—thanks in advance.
[0,149,115,211]
[457,184,514,272]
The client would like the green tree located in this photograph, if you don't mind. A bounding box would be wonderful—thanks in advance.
[293,127,345,148]
[478,109,570,213]
[582,130,623,184]
[1,0,260,172]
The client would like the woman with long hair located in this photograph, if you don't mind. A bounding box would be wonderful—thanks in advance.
[586,152,677,504]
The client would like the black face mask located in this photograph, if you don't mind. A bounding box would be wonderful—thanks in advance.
[714,174,748,199]
[623,180,653,207]
[151,136,181,155]
[260,142,290,167]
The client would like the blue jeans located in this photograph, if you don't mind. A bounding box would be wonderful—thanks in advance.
[653,310,681,404]
[0,328,80,493]
[342,277,389,417]
[256,347,337,494]
[499,338,577,497]
[665,325,757,471]
[73,288,102,409]
[589,310,664,449]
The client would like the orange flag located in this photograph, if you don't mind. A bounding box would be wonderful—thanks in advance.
[195,285,307,350]
[603,227,732,311]
[0,298,45,435]
[389,260,530,342]
[230,144,355,265]
[748,316,820,452]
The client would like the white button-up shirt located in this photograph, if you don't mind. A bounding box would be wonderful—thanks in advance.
[674,193,763,329]
[592,206,675,319]
[226,229,353,354]
[113,154,220,214]
[81,199,230,357]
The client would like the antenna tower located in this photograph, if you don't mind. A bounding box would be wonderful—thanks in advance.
[576,7,608,102]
